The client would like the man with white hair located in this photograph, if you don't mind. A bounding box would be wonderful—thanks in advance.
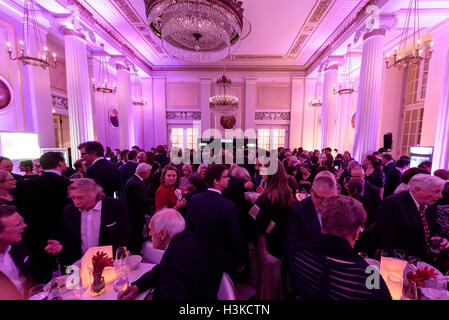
[118,209,216,300]
[124,163,153,254]
[374,174,449,261]
[285,171,338,258]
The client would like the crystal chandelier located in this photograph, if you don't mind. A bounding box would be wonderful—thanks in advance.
[385,0,433,69]
[334,44,357,95]
[309,70,323,108]
[210,75,238,115]
[6,0,57,69]
[92,46,116,94]
[145,0,244,62]
[132,73,147,106]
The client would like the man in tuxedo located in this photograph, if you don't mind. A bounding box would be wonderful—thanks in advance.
[115,150,129,169]
[186,164,244,291]
[381,153,396,175]
[0,205,43,300]
[15,152,71,282]
[124,163,153,255]
[373,174,449,261]
[384,158,410,199]
[118,209,216,300]
[45,178,131,267]
[155,145,170,169]
[285,171,337,259]
[79,141,120,198]
[119,150,138,192]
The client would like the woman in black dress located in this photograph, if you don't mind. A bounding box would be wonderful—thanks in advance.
[364,155,385,198]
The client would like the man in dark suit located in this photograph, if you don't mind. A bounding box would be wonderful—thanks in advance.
[373,174,449,261]
[79,141,120,198]
[154,145,170,169]
[15,152,71,282]
[124,163,153,255]
[186,164,244,291]
[0,205,44,300]
[384,158,410,199]
[115,150,129,169]
[118,209,216,300]
[285,172,337,259]
[119,150,138,192]
[45,178,131,267]
[381,153,396,176]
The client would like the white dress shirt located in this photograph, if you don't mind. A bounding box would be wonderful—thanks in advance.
[0,246,26,298]
[44,169,62,176]
[80,201,102,255]
[92,157,104,166]
[207,188,222,195]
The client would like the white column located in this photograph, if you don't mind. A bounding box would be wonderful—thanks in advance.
[116,64,134,150]
[63,28,94,162]
[321,64,338,150]
[431,47,449,171]
[290,78,305,149]
[152,77,167,146]
[244,77,257,132]
[200,78,212,137]
[353,29,386,163]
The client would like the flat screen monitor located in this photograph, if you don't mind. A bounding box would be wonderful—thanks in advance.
[409,146,433,168]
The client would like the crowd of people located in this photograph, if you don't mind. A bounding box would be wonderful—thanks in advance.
[1,142,449,300]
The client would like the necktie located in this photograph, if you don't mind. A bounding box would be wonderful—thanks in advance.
[418,205,431,253]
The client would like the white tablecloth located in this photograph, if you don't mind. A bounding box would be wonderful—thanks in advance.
[60,263,156,300]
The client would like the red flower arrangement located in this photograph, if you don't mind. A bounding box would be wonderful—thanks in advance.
[92,251,114,273]
[407,266,439,287]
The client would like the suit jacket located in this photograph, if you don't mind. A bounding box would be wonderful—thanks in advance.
[186,190,244,287]
[120,162,138,191]
[373,191,438,260]
[285,196,322,259]
[133,231,216,300]
[383,161,396,175]
[362,182,381,226]
[0,241,43,300]
[57,197,132,266]
[384,167,402,199]
[85,158,121,197]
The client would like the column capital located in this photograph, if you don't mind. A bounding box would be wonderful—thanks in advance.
[116,63,130,72]
[354,15,398,44]
[63,28,86,41]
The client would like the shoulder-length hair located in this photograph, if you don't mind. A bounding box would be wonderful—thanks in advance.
[160,165,180,186]
[260,159,293,208]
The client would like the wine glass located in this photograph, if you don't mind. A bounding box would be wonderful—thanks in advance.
[375,249,388,261]
[115,246,129,269]
[393,249,407,260]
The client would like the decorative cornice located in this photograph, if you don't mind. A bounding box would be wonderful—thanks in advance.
[52,95,69,110]
[116,63,130,71]
[363,28,386,41]
[324,64,339,72]
[112,0,141,24]
[354,15,397,43]
[62,28,86,40]
[166,111,201,120]
[255,112,291,121]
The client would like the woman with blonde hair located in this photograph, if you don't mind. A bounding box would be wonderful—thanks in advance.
[179,164,193,192]
[196,163,208,178]
[255,160,294,300]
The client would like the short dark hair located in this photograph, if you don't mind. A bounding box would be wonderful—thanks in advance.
[396,159,410,169]
[286,166,297,176]
[188,173,204,191]
[204,164,227,188]
[127,150,138,161]
[19,160,33,169]
[0,205,17,233]
[132,145,140,151]
[0,156,11,164]
[378,147,389,153]
[382,153,393,161]
[74,159,84,169]
[120,149,129,159]
[40,152,65,170]
[401,167,428,184]
[78,141,104,157]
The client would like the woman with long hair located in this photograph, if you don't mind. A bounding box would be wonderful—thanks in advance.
[364,155,385,197]
[155,165,186,212]
[255,160,294,300]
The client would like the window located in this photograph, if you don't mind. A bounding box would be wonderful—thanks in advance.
[257,128,287,152]
[169,127,199,151]
[400,108,424,157]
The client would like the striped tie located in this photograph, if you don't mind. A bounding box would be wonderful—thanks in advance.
[418,205,431,254]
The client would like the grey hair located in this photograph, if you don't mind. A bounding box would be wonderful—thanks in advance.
[136,163,152,176]
[347,160,362,176]
[152,208,185,238]
[68,178,105,201]
[409,174,446,191]
[312,172,337,193]
[231,166,251,182]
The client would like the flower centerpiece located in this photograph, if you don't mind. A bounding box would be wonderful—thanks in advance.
[407,266,440,287]
[90,251,113,296]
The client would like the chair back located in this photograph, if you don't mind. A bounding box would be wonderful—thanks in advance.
[141,241,164,264]
[217,272,236,300]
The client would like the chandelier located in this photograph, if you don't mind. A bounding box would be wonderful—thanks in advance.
[92,45,116,94]
[6,0,57,69]
[309,70,323,108]
[385,0,433,69]
[132,73,147,106]
[334,44,357,95]
[210,75,238,115]
[145,0,244,63]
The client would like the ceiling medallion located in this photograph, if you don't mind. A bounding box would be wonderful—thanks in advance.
[145,0,244,62]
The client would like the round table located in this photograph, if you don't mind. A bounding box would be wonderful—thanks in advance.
[60,263,156,300]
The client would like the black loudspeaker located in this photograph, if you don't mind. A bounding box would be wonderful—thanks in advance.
[384,133,393,150]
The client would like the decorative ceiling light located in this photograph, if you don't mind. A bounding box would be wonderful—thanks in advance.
[334,44,357,95]
[145,0,245,63]
[210,75,238,115]
[92,45,116,94]
[385,0,433,69]
[309,70,323,108]
[132,73,147,106]
[6,0,57,69]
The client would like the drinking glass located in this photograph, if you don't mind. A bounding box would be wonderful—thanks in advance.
[115,246,129,269]
[407,256,420,267]
[28,284,48,300]
[393,249,407,260]
[375,249,388,261]
[402,280,418,300]
[113,261,129,295]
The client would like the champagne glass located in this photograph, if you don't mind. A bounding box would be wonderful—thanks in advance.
[115,246,129,269]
